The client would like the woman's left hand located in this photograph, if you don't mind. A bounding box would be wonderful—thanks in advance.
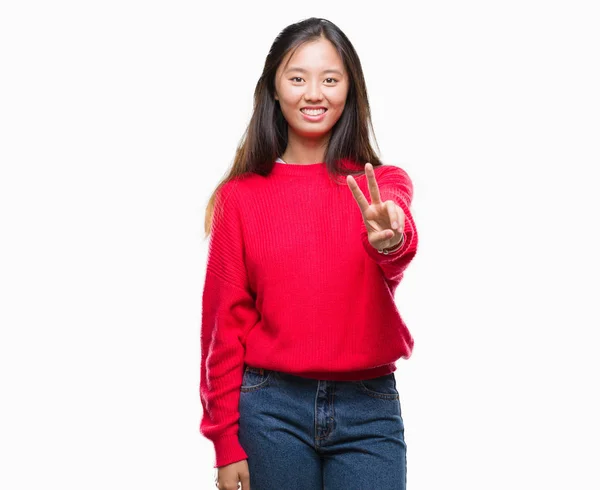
[346,162,405,251]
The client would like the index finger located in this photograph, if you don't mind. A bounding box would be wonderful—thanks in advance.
[346,174,370,214]
[364,163,382,205]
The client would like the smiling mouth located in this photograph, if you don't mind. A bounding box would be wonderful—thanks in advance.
[300,108,327,115]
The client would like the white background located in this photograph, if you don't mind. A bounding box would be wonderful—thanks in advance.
[1,1,599,489]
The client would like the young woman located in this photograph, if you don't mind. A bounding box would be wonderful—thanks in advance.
[200,17,419,490]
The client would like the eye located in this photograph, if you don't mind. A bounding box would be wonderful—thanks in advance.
[290,77,339,84]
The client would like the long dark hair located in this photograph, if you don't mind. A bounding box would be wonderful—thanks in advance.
[204,17,384,237]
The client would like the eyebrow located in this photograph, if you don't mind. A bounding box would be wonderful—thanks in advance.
[284,67,344,76]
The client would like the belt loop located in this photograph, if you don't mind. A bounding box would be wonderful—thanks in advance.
[259,368,264,375]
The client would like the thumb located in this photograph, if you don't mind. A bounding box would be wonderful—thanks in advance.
[370,228,394,246]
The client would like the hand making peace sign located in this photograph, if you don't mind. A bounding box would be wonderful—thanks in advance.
[346,163,406,252]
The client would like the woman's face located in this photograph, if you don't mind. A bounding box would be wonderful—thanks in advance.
[274,37,350,140]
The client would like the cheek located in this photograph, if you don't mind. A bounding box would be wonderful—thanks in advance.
[279,87,302,102]
[329,90,349,109]
[279,96,300,114]
[280,103,299,120]
[329,100,347,118]
[281,95,298,107]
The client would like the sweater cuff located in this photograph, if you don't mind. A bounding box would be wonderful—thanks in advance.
[361,227,413,264]
[212,433,248,469]
[378,232,405,254]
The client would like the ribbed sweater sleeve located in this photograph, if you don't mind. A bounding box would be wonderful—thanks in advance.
[360,165,419,287]
[200,181,260,468]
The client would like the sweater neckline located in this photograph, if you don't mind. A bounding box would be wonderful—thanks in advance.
[272,157,365,176]
[271,160,328,176]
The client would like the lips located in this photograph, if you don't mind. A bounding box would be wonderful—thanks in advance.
[299,108,327,122]
[300,107,327,115]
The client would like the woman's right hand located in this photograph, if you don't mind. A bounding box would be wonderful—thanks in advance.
[214,459,251,490]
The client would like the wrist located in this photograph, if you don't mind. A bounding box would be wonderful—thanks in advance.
[377,231,405,255]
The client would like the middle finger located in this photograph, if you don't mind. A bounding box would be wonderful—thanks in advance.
[365,163,381,205]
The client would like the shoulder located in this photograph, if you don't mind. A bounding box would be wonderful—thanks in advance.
[375,163,411,180]
[375,164,413,189]
[221,172,263,195]
[213,179,246,230]
[215,180,239,208]
[215,173,262,219]
[373,164,415,206]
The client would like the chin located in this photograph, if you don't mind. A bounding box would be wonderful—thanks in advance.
[293,128,333,139]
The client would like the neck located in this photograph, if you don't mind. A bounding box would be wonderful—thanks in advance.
[281,129,330,165]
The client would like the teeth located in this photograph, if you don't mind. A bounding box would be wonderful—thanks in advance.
[301,108,326,115]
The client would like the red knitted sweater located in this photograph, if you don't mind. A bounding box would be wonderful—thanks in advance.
[200,159,419,468]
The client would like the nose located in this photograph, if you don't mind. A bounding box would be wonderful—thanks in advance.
[304,80,323,102]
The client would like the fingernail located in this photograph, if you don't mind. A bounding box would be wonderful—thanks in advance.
[392,221,398,229]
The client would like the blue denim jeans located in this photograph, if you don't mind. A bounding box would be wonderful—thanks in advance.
[238,365,407,490]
